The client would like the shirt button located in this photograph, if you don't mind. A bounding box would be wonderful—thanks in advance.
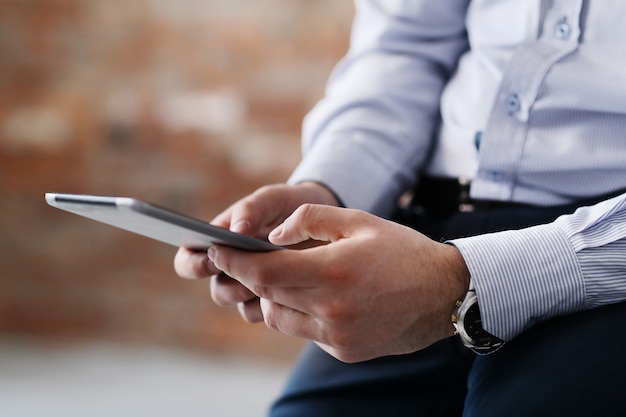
[506,93,521,114]
[474,131,482,150]
[554,17,571,39]
[487,170,505,181]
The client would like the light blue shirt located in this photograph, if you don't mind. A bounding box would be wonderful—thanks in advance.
[288,0,626,341]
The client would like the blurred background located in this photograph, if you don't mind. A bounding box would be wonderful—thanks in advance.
[0,1,353,415]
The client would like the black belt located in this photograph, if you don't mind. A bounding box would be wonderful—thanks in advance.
[407,176,625,221]
[407,176,507,219]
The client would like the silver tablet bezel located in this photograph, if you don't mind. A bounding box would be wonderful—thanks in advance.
[45,193,283,252]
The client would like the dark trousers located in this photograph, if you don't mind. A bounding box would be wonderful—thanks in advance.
[269,200,626,417]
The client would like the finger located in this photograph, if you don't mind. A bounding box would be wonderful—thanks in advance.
[174,247,217,279]
[208,246,328,318]
[210,273,258,306]
[211,205,235,230]
[208,245,324,288]
[212,204,258,235]
[268,204,365,246]
[237,298,264,323]
[259,299,375,363]
[216,185,296,238]
[259,298,321,340]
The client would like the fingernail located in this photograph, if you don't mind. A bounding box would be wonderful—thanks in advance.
[231,220,250,234]
[269,224,283,238]
[207,246,217,261]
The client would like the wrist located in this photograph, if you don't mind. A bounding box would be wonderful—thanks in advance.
[431,243,471,339]
[442,243,471,306]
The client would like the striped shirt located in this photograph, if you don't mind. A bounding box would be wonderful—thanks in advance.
[288,0,626,340]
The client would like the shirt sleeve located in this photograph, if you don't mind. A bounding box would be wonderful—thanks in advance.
[288,0,470,218]
[450,192,626,341]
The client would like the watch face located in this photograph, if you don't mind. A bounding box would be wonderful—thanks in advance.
[463,303,489,345]
[464,303,499,345]
[454,290,505,353]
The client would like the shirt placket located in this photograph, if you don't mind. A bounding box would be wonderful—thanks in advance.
[471,0,583,202]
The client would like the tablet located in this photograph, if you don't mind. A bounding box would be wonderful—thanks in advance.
[45,193,283,252]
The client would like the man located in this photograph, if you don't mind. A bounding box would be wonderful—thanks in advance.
[175,1,626,415]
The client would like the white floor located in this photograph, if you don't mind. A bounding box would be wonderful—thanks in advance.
[0,338,292,417]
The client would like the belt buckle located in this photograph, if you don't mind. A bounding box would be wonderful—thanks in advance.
[457,177,475,212]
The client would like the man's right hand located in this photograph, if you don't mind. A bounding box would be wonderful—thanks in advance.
[173,182,340,323]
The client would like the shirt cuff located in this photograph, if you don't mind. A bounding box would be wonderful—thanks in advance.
[449,223,585,341]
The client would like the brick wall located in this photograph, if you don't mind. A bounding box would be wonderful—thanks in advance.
[0,0,353,360]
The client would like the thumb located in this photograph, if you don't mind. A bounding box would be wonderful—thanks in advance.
[268,204,359,246]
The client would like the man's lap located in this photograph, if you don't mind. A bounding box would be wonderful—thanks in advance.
[270,301,626,417]
[269,337,473,417]
[464,301,626,417]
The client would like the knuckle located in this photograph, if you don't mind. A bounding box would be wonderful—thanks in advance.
[294,202,315,220]
[251,284,273,301]
[248,184,281,208]
[316,304,361,352]
[250,266,278,288]
[319,301,350,323]
[237,198,256,215]
[255,184,278,196]
[323,327,357,355]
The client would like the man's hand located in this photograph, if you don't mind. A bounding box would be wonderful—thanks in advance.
[207,204,471,363]
[173,182,339,323]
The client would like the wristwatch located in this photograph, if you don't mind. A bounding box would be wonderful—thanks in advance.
[451,279,505,354]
